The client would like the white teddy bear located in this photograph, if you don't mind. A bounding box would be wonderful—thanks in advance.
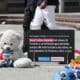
[0,30,32,68]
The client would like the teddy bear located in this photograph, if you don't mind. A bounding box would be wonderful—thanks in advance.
[0,30,32,68]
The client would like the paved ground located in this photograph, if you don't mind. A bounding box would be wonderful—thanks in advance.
[0,62,65,80]
[0,24,80,80]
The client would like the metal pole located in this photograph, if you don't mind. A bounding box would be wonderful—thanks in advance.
[59,0,64,13]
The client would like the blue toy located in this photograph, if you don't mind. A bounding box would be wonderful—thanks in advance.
[76,70,80,79]
[52,66,76,80]
[2,49,14,67]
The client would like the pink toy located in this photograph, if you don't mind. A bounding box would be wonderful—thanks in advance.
[0,51,3,60]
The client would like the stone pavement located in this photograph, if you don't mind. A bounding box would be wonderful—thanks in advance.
[0,62,65,80]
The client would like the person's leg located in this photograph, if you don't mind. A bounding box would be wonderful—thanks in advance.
[23,7,35,52]
[30,7,44,30]
[43,6,56,30]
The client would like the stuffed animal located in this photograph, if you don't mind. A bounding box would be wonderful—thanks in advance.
[69,49,80,69]
[13,52,32,68]
[0,46,14,67]
[0,30,32,68]
[51,66,76,80]
[74,49,80,60]
[69,59,80,69]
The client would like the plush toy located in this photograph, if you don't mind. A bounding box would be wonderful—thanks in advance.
[13,52,32,68]
[51,66,76,80]
[69,49,80,69]
[70,59,80,69]
[69,59,80,79]
[74,49,80,60]
[0,46,14,67]
[0,50,3,60]
[0,30,32,68]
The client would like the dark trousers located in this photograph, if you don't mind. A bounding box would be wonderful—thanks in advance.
[23,6,35,52]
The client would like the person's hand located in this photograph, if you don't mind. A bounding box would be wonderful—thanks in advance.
[40,1,47,9]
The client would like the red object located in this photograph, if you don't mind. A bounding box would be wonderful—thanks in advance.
[0,52,3,60]
[74,49,80,54]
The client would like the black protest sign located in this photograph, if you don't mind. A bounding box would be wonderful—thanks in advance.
[27,30,74,63]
